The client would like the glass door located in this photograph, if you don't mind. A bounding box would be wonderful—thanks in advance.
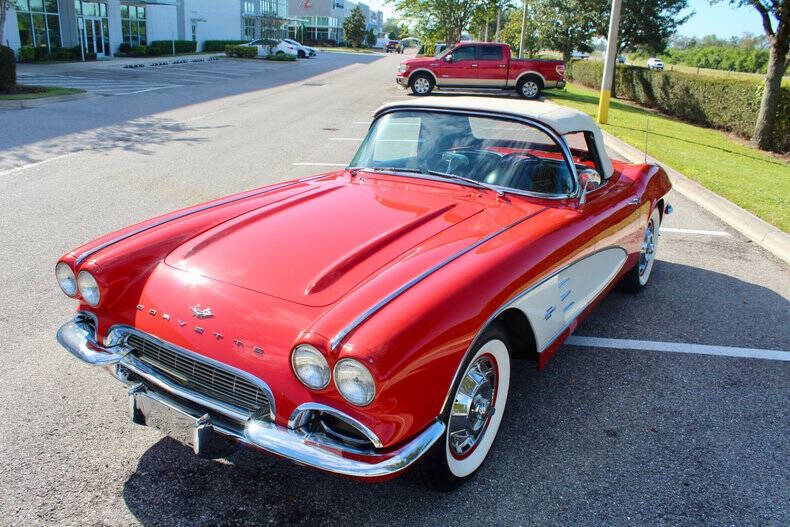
[83,18,106,57]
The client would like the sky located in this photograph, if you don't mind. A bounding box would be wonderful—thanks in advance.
[676,0,765,38]
[371,0,768,40]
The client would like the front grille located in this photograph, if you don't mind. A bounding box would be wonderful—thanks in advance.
[126,333,271,416]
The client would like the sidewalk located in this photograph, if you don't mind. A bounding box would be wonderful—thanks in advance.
[601,130,790,265]
[16,53,224,74]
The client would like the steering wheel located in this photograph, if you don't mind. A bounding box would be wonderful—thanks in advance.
[439,151,471,176]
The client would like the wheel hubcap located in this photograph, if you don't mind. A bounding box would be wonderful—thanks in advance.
[639,219,656,276]
[414,78,429,93]
[522,82,538,97]
[448,356,497,458]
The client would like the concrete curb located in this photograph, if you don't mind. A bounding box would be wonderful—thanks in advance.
[0,91,92,109]
[601,129,790,265]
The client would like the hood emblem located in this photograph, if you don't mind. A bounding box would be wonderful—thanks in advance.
[190,304,213,319]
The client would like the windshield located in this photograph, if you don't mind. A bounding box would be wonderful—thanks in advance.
[349,111,577,196]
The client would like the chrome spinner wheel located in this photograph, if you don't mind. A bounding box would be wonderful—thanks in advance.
[445,339,510,478]
[638,213,658,285]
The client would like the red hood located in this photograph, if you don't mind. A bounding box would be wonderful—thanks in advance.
[403,56,437,67]
[164,175,488,307]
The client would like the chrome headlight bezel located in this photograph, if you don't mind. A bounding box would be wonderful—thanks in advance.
[77,270,101,307]
[55,262,78,297]
[333,358,376,406]
[398,64,408,73]
[291,344,331,390]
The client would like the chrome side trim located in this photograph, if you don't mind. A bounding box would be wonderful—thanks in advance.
[287,402,384,448]
[329,207,548,350]
[437,246,628,415]
[74,177,319,266]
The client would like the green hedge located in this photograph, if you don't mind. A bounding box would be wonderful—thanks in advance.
[566,60,790,152]
[224,45,257,59]
[0,46,15,90]
[204,40,248,52]
[147,40,197,55]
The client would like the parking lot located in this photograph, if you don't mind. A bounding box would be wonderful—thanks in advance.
[0,51,788,525]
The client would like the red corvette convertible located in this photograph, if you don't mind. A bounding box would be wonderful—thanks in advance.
[56,98,671,489]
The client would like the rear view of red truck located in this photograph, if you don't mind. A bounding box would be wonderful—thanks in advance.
[396,42,565,99]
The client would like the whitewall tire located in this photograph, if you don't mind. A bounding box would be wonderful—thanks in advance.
[620,206,661,293]
[410,324,511,490]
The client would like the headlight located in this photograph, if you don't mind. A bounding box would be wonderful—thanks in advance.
[77,270,101,306]
[55,262,77,297]
[398,64,408,73]
[334,358,375,406]
[291,345,330,389]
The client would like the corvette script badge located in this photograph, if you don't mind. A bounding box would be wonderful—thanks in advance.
[190,304,213,319]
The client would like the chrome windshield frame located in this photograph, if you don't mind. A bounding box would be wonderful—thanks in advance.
[351,106,580,200]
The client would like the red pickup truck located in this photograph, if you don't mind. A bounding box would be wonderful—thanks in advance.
[396,42,565,99]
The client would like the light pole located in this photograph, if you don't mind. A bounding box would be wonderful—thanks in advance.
[518,0,527,59]
[597,0,622,124]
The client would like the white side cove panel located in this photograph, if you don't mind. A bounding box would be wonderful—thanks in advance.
[510,247,628,352]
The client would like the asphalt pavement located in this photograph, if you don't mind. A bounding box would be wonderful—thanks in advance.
[0,50,788,526]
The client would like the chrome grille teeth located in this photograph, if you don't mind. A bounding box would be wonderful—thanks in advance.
[126,334,270,414]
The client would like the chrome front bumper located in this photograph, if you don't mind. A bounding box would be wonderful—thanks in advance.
[56,317,445,478]
[395,76,409,87]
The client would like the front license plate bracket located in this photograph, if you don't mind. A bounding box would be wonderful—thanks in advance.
[129,385,235,458]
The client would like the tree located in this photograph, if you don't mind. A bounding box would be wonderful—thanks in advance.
[383,18,408,39]
[591,0,692,55]
[715,0,788,151]
[343,7,367,48]
[392,0,487,46]
[533,0,596,62]
[366,28,377,47]
[500,4,540,57]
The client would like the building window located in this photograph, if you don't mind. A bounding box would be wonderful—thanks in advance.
[244,17,256,40]
[243,1,255,14]
[121,3,146,46]
[14,0,61,52]
[74,1,109,56]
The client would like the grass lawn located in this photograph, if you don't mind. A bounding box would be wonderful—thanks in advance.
[0,85,85,100]
[548,83,790,232]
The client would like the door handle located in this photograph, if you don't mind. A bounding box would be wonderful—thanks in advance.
[629,197,640,205]
[471,64,478,67]
[498,64,506,67]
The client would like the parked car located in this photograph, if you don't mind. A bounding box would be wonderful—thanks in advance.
[433,42,447,56]
[570,50,590,59]
[396,42,565,99]
[647,57,664,70]
[243,38,298,58]
[283,38,316,58]
[385,40,402,53]
[616,55,626,63]
[55,97,671,489]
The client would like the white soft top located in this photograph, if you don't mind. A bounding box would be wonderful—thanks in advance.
[378,97,614,177]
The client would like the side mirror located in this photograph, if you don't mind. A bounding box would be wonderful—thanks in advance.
[444,54,453,63]
[578,168,601,205]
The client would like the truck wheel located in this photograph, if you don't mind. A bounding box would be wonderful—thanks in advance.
[410,73,434,96]
[517,75,542,99]
[409,324,511,490]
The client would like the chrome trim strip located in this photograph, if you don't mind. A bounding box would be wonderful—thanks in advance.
[370,106,580,199]
[329,207,548,351]
[437,246,628,415]
[74,177,319,266]
[57,319,132,366]
[287,402,384,448]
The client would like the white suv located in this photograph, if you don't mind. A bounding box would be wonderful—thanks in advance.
[647,57,664,71]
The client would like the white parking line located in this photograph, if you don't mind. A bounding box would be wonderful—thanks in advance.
[292,162,347,166]
[661,227,730,236]
[0,153,77,178]
[566,336,790,362]
[329,138,363,141]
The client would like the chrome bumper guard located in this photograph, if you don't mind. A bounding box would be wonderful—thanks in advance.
[56,317,445,478]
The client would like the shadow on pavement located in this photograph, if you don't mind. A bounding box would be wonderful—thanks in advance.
[0,54,383,158]
[121,262,789,525]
